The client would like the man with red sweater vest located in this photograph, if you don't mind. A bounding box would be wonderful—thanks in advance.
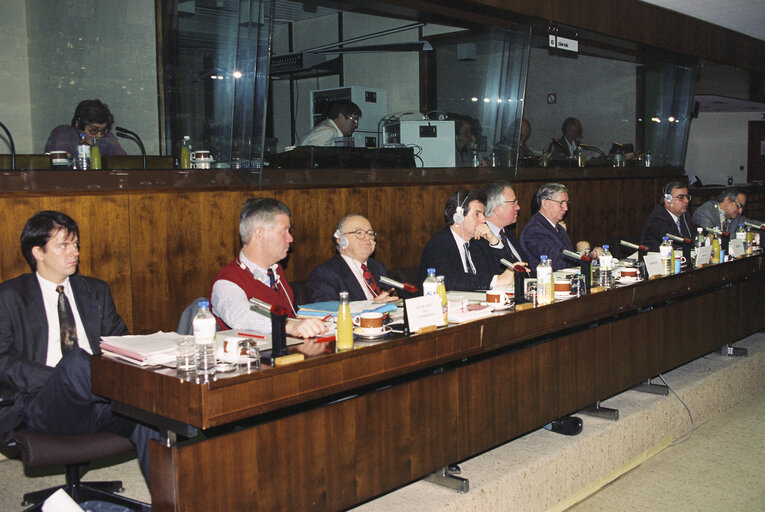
[210,198,327,339]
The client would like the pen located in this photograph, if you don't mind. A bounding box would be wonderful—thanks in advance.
[237,332,265,339]
[321,314,332,322]
[315,335,335,344]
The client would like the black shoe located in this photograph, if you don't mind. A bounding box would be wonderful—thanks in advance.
[548,415,583,436]
[447,463,461,475]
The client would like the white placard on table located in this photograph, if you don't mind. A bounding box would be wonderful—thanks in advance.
[643,253,665,278]
[404,295,445,333]
[695,245,712,266]
[729,239,745,258]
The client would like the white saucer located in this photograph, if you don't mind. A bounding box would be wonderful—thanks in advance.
[354,326,392,339]
[554,293,575,300]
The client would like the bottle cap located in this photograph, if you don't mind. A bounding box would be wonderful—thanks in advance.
[540,255,548,261]
[662,236,669,241]
[602,244,609,250]
[198,300,209,308]
[427,268,436,274]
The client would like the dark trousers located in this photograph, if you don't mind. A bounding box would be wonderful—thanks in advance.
[22,349,158,484]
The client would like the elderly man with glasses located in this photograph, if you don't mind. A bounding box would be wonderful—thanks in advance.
[306,214,397,303]
[44,99,127,158]
[691,186,750,241]
[297,100,362,147]
[640,181,698,252]
[521,182,596,271]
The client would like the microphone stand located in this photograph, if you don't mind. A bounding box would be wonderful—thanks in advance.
[562,250,592,293]
[0,121,16,171]
[249,297,289,363]
[115,126,147,169]
[379,275,418,335]
[665,233,692,266]
[500,258,531,303]
[620,240,649,278]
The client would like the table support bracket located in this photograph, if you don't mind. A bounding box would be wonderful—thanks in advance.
[423,466,469,493]
[581,400,619,421]
[720,344,747,357]
[633,378,668,395]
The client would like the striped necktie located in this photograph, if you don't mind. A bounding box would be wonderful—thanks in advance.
[463,243,476,274]
[56,285,78,355]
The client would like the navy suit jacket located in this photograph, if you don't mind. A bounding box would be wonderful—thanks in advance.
[640,203,696,252]
[520,211,574,271]
[306,254,388,303]
[418,227,497,291]
[0,273,128,442]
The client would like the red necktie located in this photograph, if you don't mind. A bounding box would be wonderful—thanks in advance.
[361,263,382,295]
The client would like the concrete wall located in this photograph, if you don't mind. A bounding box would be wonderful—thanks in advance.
[685,112,762,185]
[0,0,158,155]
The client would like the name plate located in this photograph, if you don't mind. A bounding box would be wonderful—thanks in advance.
[643,253,664,277]
[729,239,745,258]
[695,245,712,266]
[405,295,445,333]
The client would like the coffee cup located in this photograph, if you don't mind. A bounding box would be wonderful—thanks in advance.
[191,150,211,160]
[486,289,511,305]
[554,278,571,295]
[353,312,384,334]
[48,151,69,167]
[620,267,639,279]
[218,336,245,364]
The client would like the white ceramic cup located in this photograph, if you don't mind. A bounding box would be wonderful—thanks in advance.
[353,312,384,334]
[486,289,511,305]
[218,336,245,364]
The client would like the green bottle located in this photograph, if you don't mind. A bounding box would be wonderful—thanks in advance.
[90,140,101,169]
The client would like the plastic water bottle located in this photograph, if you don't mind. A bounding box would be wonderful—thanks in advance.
[599,245,614,289]
[423,268,438,297]
[76,133,91,170]
[336,291,353,351]
[536,255,553,305]
[193,300,216,375]
[736,223,746,242]
[659,236,673,275]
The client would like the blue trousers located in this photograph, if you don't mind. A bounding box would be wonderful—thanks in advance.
[22,349,158,484]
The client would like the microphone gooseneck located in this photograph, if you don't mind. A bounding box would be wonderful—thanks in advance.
[0,121,16,171]
[116,126,147,169]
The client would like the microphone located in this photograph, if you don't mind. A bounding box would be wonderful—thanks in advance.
[379,275,418,294]
[665,233,691,244]
[578,143,606,157]
[500,258,530,273]
[249,297,289,359]
[744,220,765,230]
[562,249,592,263]
[702,226,729,238]
[249,297,291,318]
[620,240,649,252]
[115,126,147,169]
[550,137,566,150]
[0,121,16,171]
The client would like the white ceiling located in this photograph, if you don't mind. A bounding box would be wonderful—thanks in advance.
[640,0,765,42]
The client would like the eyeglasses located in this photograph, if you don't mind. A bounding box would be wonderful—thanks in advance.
[672,194,692,201]
[84,124,109,137]
[343,229,376,240]
[734,200,745,210]
[345,114,360,126]
[504,199,519,207]
[545,198,571,208]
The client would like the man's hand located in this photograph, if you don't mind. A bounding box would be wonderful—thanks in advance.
[496,268,515,287]
[286,317,328,338]
[474,223,500,245]
[372,289,398,303]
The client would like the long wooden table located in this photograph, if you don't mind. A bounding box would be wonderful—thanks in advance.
[90,255,765,511]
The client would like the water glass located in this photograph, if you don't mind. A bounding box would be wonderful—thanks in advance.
[176,336,196,373]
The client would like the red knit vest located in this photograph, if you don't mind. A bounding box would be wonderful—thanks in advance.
[210,260,295,330]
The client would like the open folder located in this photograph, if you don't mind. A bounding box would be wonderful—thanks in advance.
[297,300,397,318]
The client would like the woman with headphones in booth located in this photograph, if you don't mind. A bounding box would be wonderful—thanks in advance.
[44,99,127,159]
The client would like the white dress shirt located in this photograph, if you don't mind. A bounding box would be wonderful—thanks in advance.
[340,254,376,300]
[37,273,91,367]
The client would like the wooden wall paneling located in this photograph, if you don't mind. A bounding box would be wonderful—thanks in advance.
[565,180,620,246]
[739,271,765,338]
[615,178,658,241]
[0,195,133,330]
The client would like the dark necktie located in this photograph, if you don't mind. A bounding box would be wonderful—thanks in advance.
[463,243,476,274]
[56,285,77,355]
[676,218,682,235]
[360,263,382,295]
[500,228,517,263]
[266,268,277,290]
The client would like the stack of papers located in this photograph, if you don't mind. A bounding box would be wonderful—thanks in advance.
[298,300,397,318]
[100,331,182,366]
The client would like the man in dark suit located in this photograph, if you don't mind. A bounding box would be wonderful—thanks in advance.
[640,181,697,252]
[481,181,530,273]
[306,214,397,303]
[0,210,156,482]
[418,189,515,291]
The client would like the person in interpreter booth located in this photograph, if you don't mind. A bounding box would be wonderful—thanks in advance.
[306,214,397,304]
[297,100,362,147]
[210,198,328,344]
[0,211,157,484]
[44,99,127,158]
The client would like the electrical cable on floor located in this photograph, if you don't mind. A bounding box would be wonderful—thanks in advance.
[658,373,695,446]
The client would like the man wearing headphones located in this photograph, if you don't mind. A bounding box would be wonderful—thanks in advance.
[210,198,327,341]
[297,100,362,147]
[44,99,127,158]
[418,189,515,291]
[305,214,397,303]
[640,181,697,252]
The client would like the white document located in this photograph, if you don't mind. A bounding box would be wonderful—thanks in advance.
[729,239,745,258]
[405,295,445,332]
[100,331,181,366]
[643,253,665,278]
[695,245,712,266]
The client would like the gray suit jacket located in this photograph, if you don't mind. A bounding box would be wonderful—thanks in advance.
[0,273,127,442]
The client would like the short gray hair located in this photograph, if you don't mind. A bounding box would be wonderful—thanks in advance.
[535,183,568,208]
[482,181,513,217]
[239,198,291,244]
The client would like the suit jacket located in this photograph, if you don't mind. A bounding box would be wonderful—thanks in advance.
[306,254,388,303]
[640,203,696,252]
[418,227,496,291]
[520,211,574,271]
[0,273,128,441]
